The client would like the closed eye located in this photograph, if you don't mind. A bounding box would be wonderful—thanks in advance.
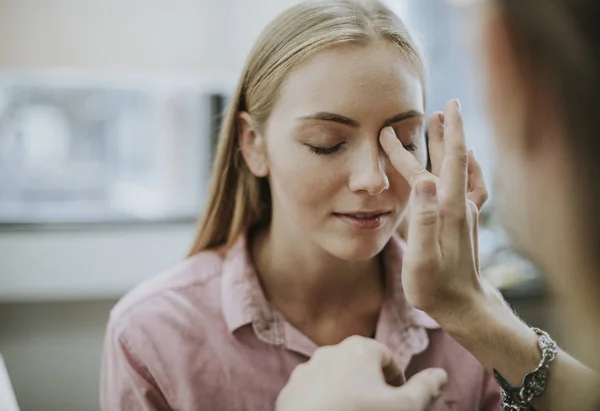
[403,143,417,152]
[306,142,345,156]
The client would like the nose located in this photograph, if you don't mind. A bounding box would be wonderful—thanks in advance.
[348,142,390,195]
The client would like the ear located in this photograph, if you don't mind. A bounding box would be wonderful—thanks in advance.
[238,111,269,177]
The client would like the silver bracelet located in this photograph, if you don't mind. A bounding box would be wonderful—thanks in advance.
[493,327,558,411]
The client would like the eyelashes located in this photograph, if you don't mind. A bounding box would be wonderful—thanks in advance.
[403,143,418,152]
[307,143,345,156]
[306,142,418,156]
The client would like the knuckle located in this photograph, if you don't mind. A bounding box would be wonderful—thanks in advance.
[415,209,438,226]
[409,169,432,186]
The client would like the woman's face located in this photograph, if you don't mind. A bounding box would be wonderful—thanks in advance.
[256,40,426,261]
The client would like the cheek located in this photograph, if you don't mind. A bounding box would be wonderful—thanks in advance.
[267,149,344,212]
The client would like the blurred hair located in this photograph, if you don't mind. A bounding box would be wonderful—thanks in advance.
[189,0,425,253]
[499,0,600,267]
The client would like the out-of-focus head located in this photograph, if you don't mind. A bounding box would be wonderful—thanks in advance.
[480,0,600,349]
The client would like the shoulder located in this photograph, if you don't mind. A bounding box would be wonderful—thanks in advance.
[107,249,225,340]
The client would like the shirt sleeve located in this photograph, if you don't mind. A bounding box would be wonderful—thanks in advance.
[480,369,502,411]
[100,317,172,411]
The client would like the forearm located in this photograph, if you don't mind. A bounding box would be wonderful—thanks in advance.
[431,284,599,411]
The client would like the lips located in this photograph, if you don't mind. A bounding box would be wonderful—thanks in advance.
[333,211,391,230]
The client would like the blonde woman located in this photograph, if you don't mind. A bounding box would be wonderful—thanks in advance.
[100,1,497,410]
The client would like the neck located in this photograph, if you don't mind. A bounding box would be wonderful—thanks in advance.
[250,223,384,322]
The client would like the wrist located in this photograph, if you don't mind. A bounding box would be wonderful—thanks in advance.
[430,280,543,387]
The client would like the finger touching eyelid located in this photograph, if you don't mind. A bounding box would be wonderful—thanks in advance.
[402,143,418,152]
[390,131,421,152]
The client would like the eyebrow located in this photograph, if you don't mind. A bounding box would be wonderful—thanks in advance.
[297,110,424,128]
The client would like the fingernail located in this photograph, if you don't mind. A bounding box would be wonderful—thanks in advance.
[437,113,445,124]
[455,99,462,113]
[381,126,395,139]
[416,180,436,197]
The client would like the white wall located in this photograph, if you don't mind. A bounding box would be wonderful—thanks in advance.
[0,0,227,71]
[0,0,302,73]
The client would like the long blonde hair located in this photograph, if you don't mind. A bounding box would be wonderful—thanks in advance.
[190,0,425,254]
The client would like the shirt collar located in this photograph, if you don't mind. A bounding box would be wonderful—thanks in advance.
[220,236,252,333]
[221,235,285,343]
[220,233,439,363]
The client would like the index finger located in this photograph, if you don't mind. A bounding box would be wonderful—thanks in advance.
[439,100,468,212]
[380,127,434,187]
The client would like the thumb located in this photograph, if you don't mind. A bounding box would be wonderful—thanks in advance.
[407,179,440,259]
[393,368,448,410]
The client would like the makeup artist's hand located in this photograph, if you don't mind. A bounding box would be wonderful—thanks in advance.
[396,104,487,240]
[380,99,486,318]
[381,99,600,411]
[276,336,447,411]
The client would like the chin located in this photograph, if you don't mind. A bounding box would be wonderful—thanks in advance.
[319,230,392,262]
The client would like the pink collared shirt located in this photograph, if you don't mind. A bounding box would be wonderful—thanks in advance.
[100,235,500,411]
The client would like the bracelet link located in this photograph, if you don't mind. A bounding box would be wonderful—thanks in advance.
[494,327,558,411]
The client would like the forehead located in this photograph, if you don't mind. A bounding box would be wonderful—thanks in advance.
[271,39,424,125]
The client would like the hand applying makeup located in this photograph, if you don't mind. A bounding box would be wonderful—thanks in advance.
[380,99,488,316]
[380,99,600,411]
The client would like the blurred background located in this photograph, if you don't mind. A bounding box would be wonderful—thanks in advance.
[0,0,561,410]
